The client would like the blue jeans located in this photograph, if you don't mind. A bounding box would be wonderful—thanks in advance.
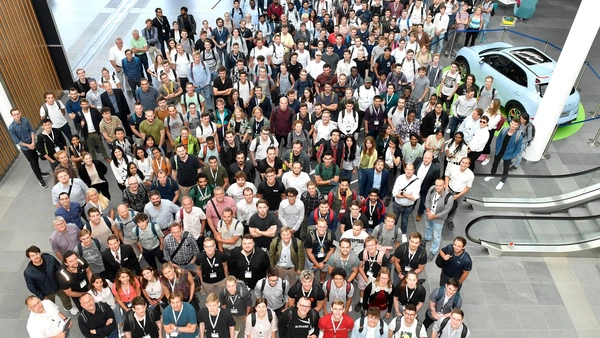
[393,201,415,234]
[481,16,490,40]
[448,115,465,139]
[341,169,353,181]
[513,140,528,168]
[424,218,444,254]
[435,33,446,55]
[196,85,214,112]
[112,305,123,325]
[107,329,119,338]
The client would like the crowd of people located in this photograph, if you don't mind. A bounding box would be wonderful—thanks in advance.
[12,0,540,337]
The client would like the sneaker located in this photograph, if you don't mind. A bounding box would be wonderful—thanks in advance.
[354,302,363,312]
[69,307,79,315]
[41,172,50,177]
[481,158,490,166]
[427,252,435,262]
[509,166,517,171]
[446,128,451,134]
[448,222,455,230]
[401,234,408,243]
[39,180,48,189]
[484,176,494,182]
[496,182,505,190]
[424,238,431,243]
[416,214,422,222]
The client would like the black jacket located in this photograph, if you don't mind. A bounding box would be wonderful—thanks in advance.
[73,108,103,139]
[24,253,62,299]
[37,130,67,160]
[101,244,141,281]
[177,14,197,37]
[78,301,117,338]
[100,89,131,122]
[221,138,248,176]
[152,15,171,39]
[78,160,109,187]
[247,95,273,119]
[420,110,450,138]
[413,158,441,195]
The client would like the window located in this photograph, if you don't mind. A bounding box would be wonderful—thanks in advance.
[505,65,528,87]
[484,54,512,75]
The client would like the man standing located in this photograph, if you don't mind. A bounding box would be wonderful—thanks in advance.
[196,237,229,294]
[257,168,286,212]
[142,19,160,63]
[198,293,236,338]
[268,226,305,282]
[172,144,202,197]
[52,169,89,208]
[177,7,197,40]
[391,163,421,242]
[130,30,150,82]
[101,235,141,281]
[122,176,150,213]
[55,251,92,311]
[144,190,180,231]
[281,161,311,195]
[431,309,471,338]
[77,294,118,337]
[271,97,294,147]
[438,237,472,287]
[314,151,340,195]
[248,199,280,250]
[123,296,162,338]
[153,7,170,53]
[25,295,73,338]
[163,222,199,272]
[136,79,160,112]
[255,267,290,315]
[100,82,131,132]
[109,38,129,90]
[49,217,81,262]
[133,212,166,270]
[304,218,336,282]
[9,108,49,188]
[40,91,71,140]
[163,291,198,338]
[190,51,214,112]
[74,99,110,161]
[279,296,320,338]
[176,196,208,250]
[414,151,440,222]
[37,118,68,171]
[449,88,476,138]
[424,179,454,262]
[229,235,270,289]
[444,158,474,230]
[122,48,145,95]
[139,110,166,150]
[24,246,76,315]
[205,186,237,234]
[363,96,386,137]
[318,300,354,338]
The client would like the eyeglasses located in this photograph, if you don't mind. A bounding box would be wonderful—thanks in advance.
[480,121,487,124]
[298,304,311,308]
[404,312,416,317]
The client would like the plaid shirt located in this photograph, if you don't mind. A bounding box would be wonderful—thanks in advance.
[301,190,322,217]
[163,233,199,265]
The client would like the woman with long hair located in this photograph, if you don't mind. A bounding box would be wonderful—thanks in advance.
[376,124,393,158]
[481,98,502,166]
[341,135,360,181]
[393,271,427,313]
[111,268,141,313]
[78,152,111,199]
[358,136,378,190]
[88,274,122,325]
[415,44,432,68]
[228,107,252,144]
[245,298,278,338]
[143,135,163,158]
[100,67,122,89]
[148,54,165,88]
[140,266,169,310]
[150,147,171,177]
[299,88,315,112]
[444,131,467,176]
[110,145,133,191]
[227,28,248,55]
[134,147,154,185]
[161,262,199,312]
[126,162,145,187]
[362,268,393,319]
[396,111,421,146]
[166,38,178,62]
[286,120,311,154]
[424,128,446,163]
[226,88,245,114]
[84,188,114,219]
[384,136,403,204]
[465,6,483,47]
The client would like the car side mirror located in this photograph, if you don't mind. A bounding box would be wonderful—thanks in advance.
[479,57,484,64]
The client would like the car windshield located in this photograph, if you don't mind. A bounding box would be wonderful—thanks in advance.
[537,83,576,97]
[510,49,552,66]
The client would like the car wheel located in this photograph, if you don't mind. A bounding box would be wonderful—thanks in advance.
[455,57,470,80]
[506,101,526,121]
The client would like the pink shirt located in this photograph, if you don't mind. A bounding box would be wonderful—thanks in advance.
[205,196,237,227]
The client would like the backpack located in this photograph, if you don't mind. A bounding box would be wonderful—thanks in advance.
[316,162,339,179]
[174,53,191,63]
[408,3,425,21]
[198,122,216,136]
[311,208,335,226]
[490,3,497,17]
[255,134,275,147]
[396,242,427,264]
[182,92,202,108]
[527,122,536,145]
[375,224,399,245]
[259,278,287,304]
[126,306,157,333]
[325,279,352,300]
[80,301,108,325]
[435,286,461,309]
[77,238,101,257]
[231,7,243,17]
[166,113,185,130]
[362,248,386,266]
[251,308,274,327]
[116,209,136,233]
[308,228,332,246]
[275,236,299,255]
[400,57,417,75]
[359,314,385,335]
[42,100,65,119]
[393,315,423,336]
[478,86,497,101]
[84,216,113,234]
[135,222,160,239]
[284,307,319,327]
[295,112,313,124]
[222,280,248,301]
[439,317,468,338]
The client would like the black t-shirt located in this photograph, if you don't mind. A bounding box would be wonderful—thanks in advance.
[257,157,284,175]
[56,258,90,300]
[123,306,162,338]
[195,250,228,283]
[248,212,280,248]
[197,308,235,338]
[195,38,216,52]
[353,58,370,81]
[33,262,47,275]
[257,179,286,210]
[287,282,326,308]
[282,308,321,338]
[358,249,390,278]
[393,283,427,307]
[171,154,202,187]
[213,77,234,100]
[219,286,253,317]
[129,113,146,132]
[393,243,428,272]
[339,212,369,231]
[456,83,479,98]
[230,247,270,289]
[303,230,336,263]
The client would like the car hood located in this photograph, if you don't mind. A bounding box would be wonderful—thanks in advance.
[466,42,514,54]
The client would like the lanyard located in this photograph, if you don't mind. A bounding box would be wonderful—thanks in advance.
[168,278,177,292]
[432,193,441,209]
[302,287,313,298]
[407,250,415,263]
[405,286,416,302]
[47,131,56,144]
[367,253,378,270]
[123,284,131,298]
[208,309,221,332]
[74,144,82,157]
[369,203,376,216]
[316,233,326,250]
[210,168,218,182]
[198,186,209,198]
[340,257,348,268]
[207,256,216,270]
[154,157,164,170]
[173,308,183,325]
[386,94,393,105]
[331,317,343,335]
[135,315,147,334]
[244,251,255,269]
[229,294,239,305]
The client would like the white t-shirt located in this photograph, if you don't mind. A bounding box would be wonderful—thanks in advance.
[217,218,245,249]
[108,45,127,67]
[26,300,66,338]
[340,229,369,254]
[39,101,67,128]
[250,46,271,66]
[226,182,257,204]
[388,316,427,338]
[448,166,475,193]
[306,60,326,80]
[440,70,461,96]
[175,206,207,240]
[249,136,279,161]
[313,120,338,142]
[234,80,255,103]
[196,122,217,142]
[237,198,259,224]
[296,49,311,68]
[173,53,192,79]
[281,171,312,196]
[401,57,417,83]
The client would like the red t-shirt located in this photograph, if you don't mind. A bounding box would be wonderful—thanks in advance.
[319,314,354,338]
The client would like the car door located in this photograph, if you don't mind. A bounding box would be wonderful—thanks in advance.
[479,53,526,104]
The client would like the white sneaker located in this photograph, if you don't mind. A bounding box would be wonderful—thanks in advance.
[496,182,505,190]
[484,176,494,182]
[401,234,408,243]
[481,158,490,166]
[446,128,451,134]
[69,307,79,315]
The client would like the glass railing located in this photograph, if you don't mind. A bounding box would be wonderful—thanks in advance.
[467,165,600,201]
[466,214,600,247]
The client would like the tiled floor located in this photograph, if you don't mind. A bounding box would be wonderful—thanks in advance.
[3,0,600,337]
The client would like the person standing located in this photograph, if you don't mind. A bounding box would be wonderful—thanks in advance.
[318,300,354,338]
[123,296,162,338]
[9,108,49,188]
[278,296,320,338]
[423,179,454,262]
[198,294,236,338]
[25,295,73,338]
[171,144,202,197]
[163,222,200,272]
[391,163,421,243]
[465,112,489,171]
[438,237,472,288]
[153,8,171,53]
[130,30,150,82]
[162,291,199,338]
[484,118,523,190]
[443,158,473,231]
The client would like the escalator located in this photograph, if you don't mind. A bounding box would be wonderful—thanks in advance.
[464,166,600,255]
[466,166,600,213]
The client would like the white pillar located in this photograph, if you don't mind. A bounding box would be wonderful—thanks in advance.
[524,0,600,161]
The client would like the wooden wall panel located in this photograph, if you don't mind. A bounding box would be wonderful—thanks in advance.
[0,0,62,178]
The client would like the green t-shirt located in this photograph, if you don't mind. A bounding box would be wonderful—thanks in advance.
[315,163,340,194]
[139,120,165,145]
[189,184,214,211]
[130,36,148,56]
[181,91,205,110]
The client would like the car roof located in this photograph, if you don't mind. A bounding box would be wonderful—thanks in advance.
[501,47,555,78]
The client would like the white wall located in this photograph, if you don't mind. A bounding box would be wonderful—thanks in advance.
[0,78,14,129]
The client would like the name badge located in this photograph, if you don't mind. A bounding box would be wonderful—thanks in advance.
[339,209,345,214]
[54,146,61,152]
[374,120,380,125]
[368,220,374,225]
[219,40,224,44]
[404,266,412,272]
[143,335,151,338]
[79,280,87,289]
[367,271,374,278]
[162,29,166,33]
[231,308,238,314]
[245,270,253,278]
[209,272,217,279]
[170,333,179,337]
[211,333,219,338]
[317,252,325,258]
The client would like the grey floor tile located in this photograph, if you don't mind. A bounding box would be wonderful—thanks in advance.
[0,295,28,320]
[475,260,503,283]
[460,305,494,330]
[569,261,600,284]
[481,283,510,306]
[531,283,564,305]
[506,282,539,305]
[489,305,521,330]
[514,306,550,330]
[470,331,498,338]
[523,261,554,283]
[550,331,576,338]
[498,260,530,282]
[523,331,552,338]
[459,282,487,305]
[542,306,575,330]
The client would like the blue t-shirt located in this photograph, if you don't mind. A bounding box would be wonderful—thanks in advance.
[441,244,473,278]
[162,303,199,338]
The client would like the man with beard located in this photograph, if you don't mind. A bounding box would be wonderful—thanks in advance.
[229,235,270,289]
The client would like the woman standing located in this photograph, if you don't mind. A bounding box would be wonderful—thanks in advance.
[150,147,172,177]
[227,28,248,55]
[341,136,361,181]
[481,98,502,166]
[84,188,114,220]
[286,120,311,154]
[143,135,163,158]
[147,54,165,88]
[395,111,421,146]
[376,124,393,159]
[464,6,483,47]
[484,118,523,190]
[299,88,315,113]
[226,89,245,116]
[88,274,122,326]
[228,107,252,145]
[393,271,427,314]
[245,298,278,338]
[444,131,467,176]
[126,162,146,187]
[362,268,393,319]
[140,266,169,310]
[424,128,446,164]
[110,146,133,191]
[112,268,142,316]
[384,137,403,205]
[134,148,154,185]
[79,152,111,199]
[358,136,378,192]
[415,45,432,68]
[161,262,199,312]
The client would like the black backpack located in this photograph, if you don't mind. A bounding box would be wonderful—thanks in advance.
[358,314,385,335]
[76,238,101,257]
[394,315,423,336]
[251,308,274,327]
[259,278,287,305]
[126,306,157,332]
[275,236,299,254]
[439,317,468,338]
